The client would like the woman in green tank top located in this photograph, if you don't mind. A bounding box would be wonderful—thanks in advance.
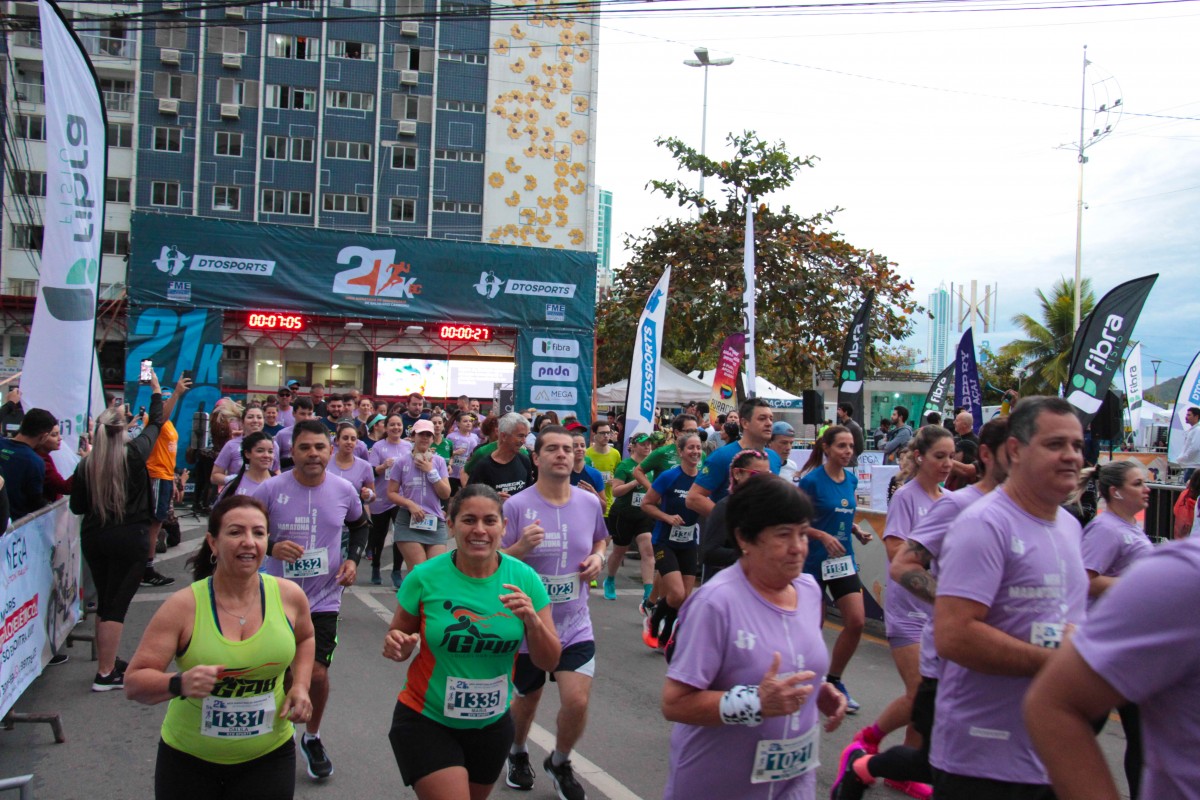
[125,496,316,799]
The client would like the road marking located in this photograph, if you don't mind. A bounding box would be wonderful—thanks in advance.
[350,586,396,622]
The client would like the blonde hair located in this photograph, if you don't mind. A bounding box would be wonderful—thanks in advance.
[84,406,130,526]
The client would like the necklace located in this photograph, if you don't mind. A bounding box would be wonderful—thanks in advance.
[215,592,257,626]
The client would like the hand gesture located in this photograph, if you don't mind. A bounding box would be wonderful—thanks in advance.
[359,486,372,502]
[817,681,848,732]
[500,584,538,624]
[279,686,312,723]
[409,505,426,524]
[413,454,433,473]
[823,534,847,558]
[384,457,396,470]
[180,664,224,698]
[383,629,420,662]
[272,541,305,563]
[852,523,872,545]
[149,371,162,394]
[578,554,603,582]
[519,519,545,550]
[668,514,685,527]
[174,375,193,395]
[757,653,815,718]
[335,559,357,586]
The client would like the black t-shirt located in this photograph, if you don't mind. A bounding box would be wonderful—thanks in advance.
[401,412,430,437]
[467,452,533,496]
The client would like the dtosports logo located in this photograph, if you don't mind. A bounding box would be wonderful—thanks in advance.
[474,271,502,299]
[333,246,421,299]
[152,245,276,277]
[473,272,576,300]
[153,245,188,277]
[640,321,657,418]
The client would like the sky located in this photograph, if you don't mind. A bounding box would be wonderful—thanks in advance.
[590,0,1200,391]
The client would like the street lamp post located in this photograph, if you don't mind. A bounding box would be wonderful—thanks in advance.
[1151,358,1162,390]
[683,47,733,199]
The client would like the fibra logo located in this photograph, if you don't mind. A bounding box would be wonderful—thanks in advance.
[533,338,579,359]
[734,629,757,650]
[154,245,188,277]
[840,323,865,394]
[1067,313,1125,414]
[475,271,503,299]
[333,246,421,299]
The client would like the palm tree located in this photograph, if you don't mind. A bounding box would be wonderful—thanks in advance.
[1000,277,1095,396]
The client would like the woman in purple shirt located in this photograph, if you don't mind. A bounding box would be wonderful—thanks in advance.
[387,419,451,581]
[662,474,847,799]
[219,432,277,501]
[328,423,376,505]
[367,415,414,587]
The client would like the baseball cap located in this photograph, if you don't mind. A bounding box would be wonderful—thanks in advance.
[772,421,795,437]
[632,433,653,444]
[412,419,435,434]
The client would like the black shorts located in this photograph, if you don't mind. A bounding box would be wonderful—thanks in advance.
[311,612,339,667]
[613,507,653,547]
[804,569,863,602]
[605,513,620,539]
[388,701,514,788]
[654,544,699,577]
[912,677,937,742]
[512,640,596,695]
[931,770,1055,800]
[155,738,295,800]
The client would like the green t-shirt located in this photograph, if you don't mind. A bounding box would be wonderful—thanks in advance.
[608,457,647,515]
[397,552,549,729]
[639,443,680,482]
[585,445,622,514]
[432,437,453,463]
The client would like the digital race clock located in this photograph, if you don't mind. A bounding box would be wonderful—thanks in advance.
[247,312,306,331]
[438,324,493,342]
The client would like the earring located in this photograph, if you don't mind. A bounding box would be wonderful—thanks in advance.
[210,552,218,565]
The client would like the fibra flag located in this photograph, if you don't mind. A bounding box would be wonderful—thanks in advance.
[1123,342,1144,431]
[621,268,671,456]
[709,333,745,426]
[742,201,756,396]
[923,362,956,421]
[954,328,983,434]
[1167,351,1200,463]
[837,291,875,427]
[25,0,105,471]
[1066,274,1157,424]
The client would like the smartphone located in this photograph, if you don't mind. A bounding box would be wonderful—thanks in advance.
[139,359,154,384]
[181,369,194,383]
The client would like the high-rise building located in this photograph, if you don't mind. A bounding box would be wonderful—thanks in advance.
[596,187,612,297]
[926,282,952,372]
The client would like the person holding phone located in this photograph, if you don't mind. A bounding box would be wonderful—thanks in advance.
[144,375,194,588]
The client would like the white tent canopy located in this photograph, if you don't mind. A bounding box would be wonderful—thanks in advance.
[689,370,803,401]
[595,361,713,406]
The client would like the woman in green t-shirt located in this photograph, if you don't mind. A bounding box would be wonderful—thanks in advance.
[383,484,560,799]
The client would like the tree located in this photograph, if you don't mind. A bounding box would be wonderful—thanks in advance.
[999,278,1095,397]
[595,133,922,389]
[977,345,1025,404]
[873,344,922,373]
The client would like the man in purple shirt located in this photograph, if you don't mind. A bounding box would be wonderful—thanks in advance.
[501,425,607,800]
[931,397,1087,799]
[253,420,368,782]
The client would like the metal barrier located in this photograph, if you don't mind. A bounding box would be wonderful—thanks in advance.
[0,775,33,799]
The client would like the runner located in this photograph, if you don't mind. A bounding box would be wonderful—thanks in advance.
[641,432,704,649]
[500,426,607,800]
[262,402,284,437]
[329,423,376,564]
[446,413,480,495]
[276,397,314,471]
[387,419,451,577]
[211,406,280,490]
[219,432,277,500]
[585,420,621,514]
[367,415,414,587]
[602,433,656,603]
[275,386,296,427]
[382,484,560,800]
[767,421,799,483]
[633,414,697,490]
[465,413,533,499]
[124,496,314,800]
[698,449,772,582]
[929,396,1086,798]
[686,399,781,519]
[798,424,873,714]
[430,415,454,473]
[320,395,346,433]
[662,473,847,800]
[252,420,370,781]
[569,429,606,497]
[400,392,429,436]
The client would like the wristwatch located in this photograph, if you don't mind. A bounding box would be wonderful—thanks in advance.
[168,673,183,697]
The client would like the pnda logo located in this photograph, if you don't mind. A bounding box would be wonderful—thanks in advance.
[474,271,502,299]
[153,245,188,276]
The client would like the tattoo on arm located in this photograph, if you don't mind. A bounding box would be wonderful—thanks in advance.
[899,569,937,605]
[904,539,933,570]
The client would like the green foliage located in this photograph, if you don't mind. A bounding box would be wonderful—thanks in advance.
[595,132,922,389]
[977,345,1025,404]
[998,277,1096,397]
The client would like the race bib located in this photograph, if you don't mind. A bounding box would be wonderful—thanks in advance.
[284,547,329,579]
[632,492,646,507]
[541,573,581,604]
[444,675,507,721]
[409,514,438,532]
[751,725,819,784]
[201,693,275,738]
[1031,621,1065,649]
[599,471,613,482]
[669,524,698,544]
[820,556,856,581]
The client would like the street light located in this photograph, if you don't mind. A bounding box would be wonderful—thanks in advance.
[1151,358,1162,389]
[683,46,734,199]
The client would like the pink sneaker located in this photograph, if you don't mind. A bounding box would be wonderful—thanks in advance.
[851,725,884,755]
[831,743,874,799]
[884,779,932,799]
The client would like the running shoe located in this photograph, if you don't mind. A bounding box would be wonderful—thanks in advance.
[641,615,659,649]
[884,780,933,799]
[602,576,617,601]
[141,568,175,588]
[829,679,861,714]
[543,755,586,800]
[371,566,382,586]
[639,598,655,619]
[49,653,69,666]
[300,734,333,779]
[506,752,535,790]
[851,724,884,755]
[91,659,127,692]
[391,570,403,589]
[829,745,871,800]
[155,532,168,554]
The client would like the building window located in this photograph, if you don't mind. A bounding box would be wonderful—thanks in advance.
[434,149,458,161]
[153,126,183,152]
[261,190,311,216]
[101,230,131,256]
[269,0,316,8]
[392,146,417,170]
[263,135,287,160]
[290,138,314,162]
[11,225,45,251]
[439,50,464,62]
[326,90,373,111]
[105,177,132,203]
[268,34,318,60]
[460,151,483,163]
[106,121,133,148]
[432,200,454,213]
[288,191,312,216]
[261,189,285,212]
[151,181,181,207]
[328,39,376,60]
[323,193,369,213]
[437,99,461,112]
[324,140,371,161]
[217,78,257,106]
[462,101,485,114]
[390,198,416,223]
[265,84,316,111]
[215,131,243,156]
[16,115,46,141]
[464,53,487,65]
[207,26,248,55]
[461,202,481,214]
[13,171,47,197]
[213,186,241,211]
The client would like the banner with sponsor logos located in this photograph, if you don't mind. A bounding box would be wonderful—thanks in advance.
[955,328,983,435]
[1167,351,1200,464]
[923,362,955,421]
[129,213,596,332]
[1066,274,1158,425]
[124,307,224,469]
[742,203,757,395]
[513,328,595,427]
[23,0,105,470]
[837,291,875,429]
[708,334,745,426]
[622,268,671,456]
[1123,342,1144,432]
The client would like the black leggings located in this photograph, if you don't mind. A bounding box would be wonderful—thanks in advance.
[866,676,937,784]
[154,738,295,800]
[368,506,399,565]
[81,524,148,623]
[1095,703,1141,800]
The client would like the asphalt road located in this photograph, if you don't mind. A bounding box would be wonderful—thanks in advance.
[1,517,1132,799]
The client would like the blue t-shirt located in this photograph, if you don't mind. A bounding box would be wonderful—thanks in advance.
[798,466,858,574]
[570,464,606,494]
[650,466,701,547]
[694,440,782,504]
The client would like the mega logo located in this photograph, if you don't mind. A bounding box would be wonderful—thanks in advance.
[1071,314,1125,397]
[639,320,657,420]
[333,246,421,299]
[439,601,518,655]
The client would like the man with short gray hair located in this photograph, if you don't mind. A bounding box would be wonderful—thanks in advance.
[465,412,533,498]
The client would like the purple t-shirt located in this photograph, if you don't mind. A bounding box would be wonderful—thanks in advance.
[1080,511,1153,588]
[931,488,1086,785]
[275,426,294,461]
[215,435,281,475]
[253,471,364,613]
[388,451,449,521]
[908,485,985,679]
[277,407,295,427]
[882,480,941,644]
[501,485,607,650]
[1074,538,1200,800]
[446,431,480,478]
[665,565,829,799]
[328,456,373,494]
[367,439,413,513]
